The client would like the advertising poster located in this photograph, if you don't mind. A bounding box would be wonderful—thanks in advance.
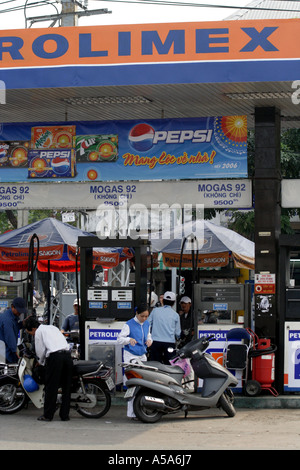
[0,116,248,183]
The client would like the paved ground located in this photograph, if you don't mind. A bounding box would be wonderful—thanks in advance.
[1,402,300,451]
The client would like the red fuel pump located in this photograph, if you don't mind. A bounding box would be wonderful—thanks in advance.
[244,329,278,397]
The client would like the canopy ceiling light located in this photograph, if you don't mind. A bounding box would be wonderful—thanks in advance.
[62,96,152,105]
[225,92,292,100]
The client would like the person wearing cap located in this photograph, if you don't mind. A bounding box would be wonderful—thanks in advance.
[0,297,27,363]
[61,298,80,333]
[148,291,181,364]
[178,296,194,347]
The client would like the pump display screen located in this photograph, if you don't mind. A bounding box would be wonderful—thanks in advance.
[194,284,244,310]
[86,286,134,320]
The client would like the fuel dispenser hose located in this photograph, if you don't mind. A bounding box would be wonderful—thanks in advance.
[248,344,277,357]
[177,235,199,341]
[26,233,39,313]
[27,233,39,278]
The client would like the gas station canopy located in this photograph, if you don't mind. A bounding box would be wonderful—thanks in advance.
[0,19,299,126]
[1,15,299,392]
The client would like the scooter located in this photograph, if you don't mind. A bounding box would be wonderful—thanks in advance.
[122,335,239,423]
[0,342,114,418]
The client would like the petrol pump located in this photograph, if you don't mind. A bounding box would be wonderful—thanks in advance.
[279,234,300,393]
[77,236,148,385]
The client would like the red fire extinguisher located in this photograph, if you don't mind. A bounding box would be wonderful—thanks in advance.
[244,329,278,397]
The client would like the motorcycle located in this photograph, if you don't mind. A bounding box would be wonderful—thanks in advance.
[122,335,239,423]
[0,342,114,419]
[63,331,81,360]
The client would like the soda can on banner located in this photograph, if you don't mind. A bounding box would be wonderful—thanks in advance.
[28,149,76,179]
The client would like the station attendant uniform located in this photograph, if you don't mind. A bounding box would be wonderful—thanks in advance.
[117,315,152,418]
[148,303,181,364]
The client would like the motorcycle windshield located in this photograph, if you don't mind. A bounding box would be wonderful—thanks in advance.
[179,338,207,357]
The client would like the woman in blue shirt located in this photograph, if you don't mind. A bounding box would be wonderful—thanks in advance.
[117,303,152,419]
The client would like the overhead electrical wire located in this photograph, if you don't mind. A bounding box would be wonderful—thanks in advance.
[0,0,58,15]
[0,0,20,5]
[0,0,300,15]
[89,0,300,12]
[90,0,300,11]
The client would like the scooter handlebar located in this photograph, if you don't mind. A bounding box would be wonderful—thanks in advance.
[176,334,216,358]
[18,341,37,360]
[204,334,216,341]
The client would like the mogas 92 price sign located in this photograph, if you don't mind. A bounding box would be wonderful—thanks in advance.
[0,179,252,210]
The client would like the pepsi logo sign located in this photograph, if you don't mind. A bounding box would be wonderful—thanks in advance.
[128,123,155,152]
[51,156,70,175]
[128,123,213,152]
[40,150,70,158]
[0,145,9,162]
[40,150,71,175]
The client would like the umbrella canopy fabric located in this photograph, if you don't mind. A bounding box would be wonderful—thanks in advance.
[150,220,254,270]
[0,217,130,272]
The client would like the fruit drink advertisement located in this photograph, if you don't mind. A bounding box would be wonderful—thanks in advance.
[0,116,247,183]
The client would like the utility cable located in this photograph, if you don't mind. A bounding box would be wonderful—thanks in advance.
[1,0,300,14]
[88,0,300,13]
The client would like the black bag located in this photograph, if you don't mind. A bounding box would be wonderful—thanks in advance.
[32,365,46,384]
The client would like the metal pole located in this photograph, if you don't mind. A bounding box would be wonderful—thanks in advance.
[61,0,78,26]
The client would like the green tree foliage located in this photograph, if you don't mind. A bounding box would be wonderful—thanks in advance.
[228,128,300,239]
[0,210,63,235]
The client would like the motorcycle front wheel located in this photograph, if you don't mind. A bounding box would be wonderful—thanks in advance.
[133,390,164,423]
[75,380,111,419]
[218,389,236,417]
[0,377,27,414]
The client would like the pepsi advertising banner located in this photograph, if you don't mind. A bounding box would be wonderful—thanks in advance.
[0,116,247,182]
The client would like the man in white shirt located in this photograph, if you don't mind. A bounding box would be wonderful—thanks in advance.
[25,317,73,422]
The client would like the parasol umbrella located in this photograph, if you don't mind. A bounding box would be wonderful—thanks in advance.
[0,217,131,272]
[0,217,134,323]
[150,219,254,270]
[150,219,254,345]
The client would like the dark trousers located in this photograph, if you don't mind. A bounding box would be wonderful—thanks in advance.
[44,350,73,420]
[149,340,175,364]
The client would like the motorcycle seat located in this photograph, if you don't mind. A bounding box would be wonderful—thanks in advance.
[73,360,102,375]
[146,361,184,377]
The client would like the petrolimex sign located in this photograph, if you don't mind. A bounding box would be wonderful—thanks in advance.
[0,24,279,62]
[0,19,298,88]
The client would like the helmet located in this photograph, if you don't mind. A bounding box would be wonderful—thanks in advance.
[23,374,39,393]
